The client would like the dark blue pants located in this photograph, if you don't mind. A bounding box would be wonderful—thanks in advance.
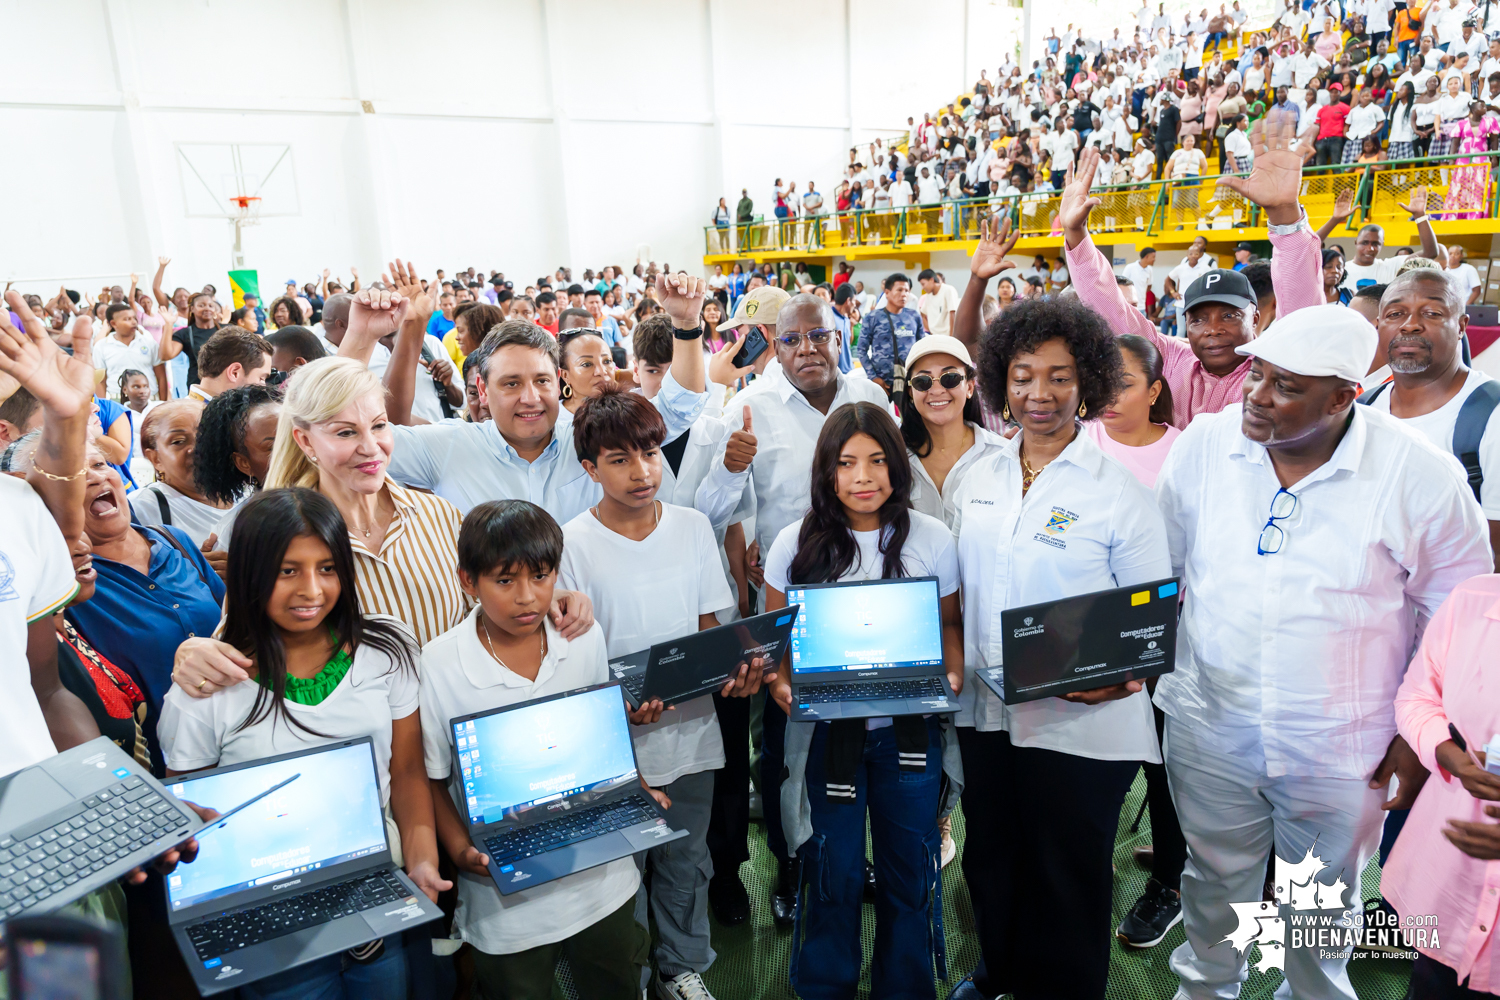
[761,688,789,860]
[791,719,944,1000]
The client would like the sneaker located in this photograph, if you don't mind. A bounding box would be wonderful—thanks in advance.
[653,971,716,1000]
[1116,878,1183,949]
[708,871,750,926]
[939,816,956,868]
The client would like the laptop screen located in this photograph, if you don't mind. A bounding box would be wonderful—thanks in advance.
[784,578,944,675]
[164,742,388,912]
[454,685,638,826]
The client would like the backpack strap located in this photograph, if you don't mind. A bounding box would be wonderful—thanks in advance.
[1453,378,1500,503]
[1356,380,1389,406]
[154,487,172,526]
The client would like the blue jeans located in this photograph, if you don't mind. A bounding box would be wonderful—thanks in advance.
[1398,38,1416,63]
[791,718,944,1000]
[1206,31,1227,47]
[239,937,407,1000]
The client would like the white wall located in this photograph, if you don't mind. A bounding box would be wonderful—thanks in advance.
[1,0,984,298]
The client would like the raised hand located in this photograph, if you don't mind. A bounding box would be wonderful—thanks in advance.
[1330,187,1355,223]
[383,258,432,321]
[1218,113,1314,226]
[347,286,409,346]
[1396,185,1429,219]
[157,256,171,268]
[1057,148,1104,248]
[971,213,1020,279]
[724,405,757,473]
[0,293,96,418]
[655,272,706,331]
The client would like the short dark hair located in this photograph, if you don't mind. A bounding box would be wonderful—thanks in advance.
[462,341,493,385]
[197,328,272,379]
[558,307,593,331]
[265,325,326,364]
[567,284,585,295]
[834,282,857,305]
[583,288,602,300]
[0,387,39,429]
[572,383,667,464]
[975,297,1124,418]
[1240,260,1274,303]
[1115,275,1134,288]
[1140,246,1156,257]
[917,268,937,281]
[535,291,558,306]
[476,319,561,379]
[632,315,674,367]
[105,303,133,324]
[884,273,910,291]
[496,289,514,305]
[457,500,563,579]
[1353,282,1387,305]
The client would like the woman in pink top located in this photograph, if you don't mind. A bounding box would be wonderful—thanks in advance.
[1384,573,1500,996]
[1085,334,1181,487]
[1179,80,1205,141]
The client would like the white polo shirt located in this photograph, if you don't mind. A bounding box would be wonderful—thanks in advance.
[418,614,638,955]
[94,331,163,398]
[908,423,1009,528]
[949,429,1170,761]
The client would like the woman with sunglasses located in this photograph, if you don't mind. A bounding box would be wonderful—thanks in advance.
[900,335,1007,528]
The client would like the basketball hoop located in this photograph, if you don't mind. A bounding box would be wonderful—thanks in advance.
[229,195,262,226]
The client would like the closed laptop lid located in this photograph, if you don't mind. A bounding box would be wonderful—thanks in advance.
[163,740,388,914]
[783,577,943,676]
[452,683,638,827]
[639,607,800,698]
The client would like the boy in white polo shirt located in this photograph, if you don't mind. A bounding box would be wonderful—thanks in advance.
[558,386,754,1000]
[420,500,652,1000]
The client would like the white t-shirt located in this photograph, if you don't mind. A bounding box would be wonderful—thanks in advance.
[94,332,163,399]
[1368,368,1500,519]
[1448,261,1483,302]
[1340,256,1405,291]
[1345,102,1387,140]
[1168,256,1216,293]
[918,284,961,337]
[158,625,419,807]
[0,477,78,778]
[763,511,960,729]
[557,504,735,787]
[128,481,228,549]
[418,614,637,955]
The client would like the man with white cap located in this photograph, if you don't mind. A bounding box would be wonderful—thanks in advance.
[1154,303,1493,1000]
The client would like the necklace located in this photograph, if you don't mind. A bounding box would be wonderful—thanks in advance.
[1019,445,1042,494]
[591,499,660,528]
[480,616,546,672]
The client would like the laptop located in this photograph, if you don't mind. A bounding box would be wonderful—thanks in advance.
[162,739,442,996]
[0,736,205,920]
[783,577,956,721]
[451,682,688,895]
[608,607,800,709]
[978,577,1181,705]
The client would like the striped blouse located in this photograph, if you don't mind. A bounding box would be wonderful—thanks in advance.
[352,480,470,646]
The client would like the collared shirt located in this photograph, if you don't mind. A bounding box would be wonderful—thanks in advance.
[1153,404,1492,779]
[388,373,706,519]
[67,525,226,773]
[1385,574,1500,993]
[351,480,469,647]
[695,372,891,558]
[418,612,638,954]
[1066,225,1324,427]
[949,429,1171,761]
[858,306,925,383]
[186,385,213,403]
[908,422,1009,528]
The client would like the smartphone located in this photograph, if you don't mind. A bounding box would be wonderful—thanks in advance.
[731,326,769,369]
[5,916,124,1000]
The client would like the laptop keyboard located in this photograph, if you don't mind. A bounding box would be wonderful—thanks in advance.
[0,775,193,918]
[800,677,946,704]
[483,794,655,865]
[619,672,647,702]
[186,870,407,961]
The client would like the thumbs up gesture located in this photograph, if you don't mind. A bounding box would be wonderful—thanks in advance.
[724,405,757,473]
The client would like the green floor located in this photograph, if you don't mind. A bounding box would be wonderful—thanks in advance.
[690,771,1414,1000]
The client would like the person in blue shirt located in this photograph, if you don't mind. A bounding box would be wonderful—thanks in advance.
[858,274,925,393]
[831,282,857,374]
[241,294,267,334]
[426,293,457,340]
[583,287,622,345]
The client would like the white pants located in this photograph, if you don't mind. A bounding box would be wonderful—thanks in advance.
[1163,715,1386,1000]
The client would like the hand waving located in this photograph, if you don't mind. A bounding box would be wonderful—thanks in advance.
[0,292,96,418]
[1218,113,1314,225]
[1396,185,1429,219]
[971,213,1020,279]
[347,287,409,346]
[655,272,707,332]
[1057,148,1103,248]
[1330,187,1356,223]
[383,258,433,321]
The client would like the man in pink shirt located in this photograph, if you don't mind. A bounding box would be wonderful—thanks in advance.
[1055,118,1325,428]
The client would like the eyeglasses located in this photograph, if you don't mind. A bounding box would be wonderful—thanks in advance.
[908,371,967,392]
[1256,487,1297,555]
[777,329,834,348]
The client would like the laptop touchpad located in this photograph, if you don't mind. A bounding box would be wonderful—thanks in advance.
[0,768,74,831]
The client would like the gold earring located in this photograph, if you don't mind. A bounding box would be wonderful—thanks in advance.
[1002,402,1011,421]
[1078,401,1088,419]
[561,381,573,400]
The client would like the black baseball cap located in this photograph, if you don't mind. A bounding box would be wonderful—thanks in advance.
[1184,269,1256,311]
[1235,241,1255,252]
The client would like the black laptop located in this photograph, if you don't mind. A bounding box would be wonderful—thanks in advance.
[977,577,1181,705]
[162,739,442,995]
[782,577,957,721]
[0,736,205,920]
[451,682,688,895]
[608,607,799,708]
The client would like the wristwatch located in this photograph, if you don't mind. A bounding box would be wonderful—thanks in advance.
[672,325,704,341]
[1266,207,1308,237]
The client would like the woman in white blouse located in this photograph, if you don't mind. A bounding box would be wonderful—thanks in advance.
[948,296,1172,1000]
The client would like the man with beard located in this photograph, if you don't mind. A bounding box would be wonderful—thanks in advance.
[1362,268,1500,569]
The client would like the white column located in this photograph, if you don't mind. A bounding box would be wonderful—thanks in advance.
[707,0,736,256]
[1021,0,1034,72]
[100,0,167,269]
[541,0,579,272]
[338,1,393,273]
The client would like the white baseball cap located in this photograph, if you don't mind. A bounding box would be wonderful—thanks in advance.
[1233,304,1375,384]
[903,335,974,371]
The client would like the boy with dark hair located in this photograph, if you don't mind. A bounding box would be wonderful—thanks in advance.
[421,499,654,1000]
[559,386,757,1000]
[265,325,327,373]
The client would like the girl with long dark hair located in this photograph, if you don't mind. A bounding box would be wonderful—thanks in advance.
[1085,334,1180,487]
[158,488,447,998]
[764,401,964,999]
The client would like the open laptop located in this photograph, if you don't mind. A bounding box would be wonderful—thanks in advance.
[977,577,1181,705]
[609,607,800,709]
[162,739,442,996]
[0,736,205,920]
[451,682,688,895]
[783,577,956,721]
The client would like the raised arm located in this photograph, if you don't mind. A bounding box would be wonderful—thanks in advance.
[151,257,171,308]
[657,272,708,393]
[1315,187,1356,241]
[1396,186,1440,259]
[956,214,1020,354]
[338,286,409,368]
[381,259,431,427]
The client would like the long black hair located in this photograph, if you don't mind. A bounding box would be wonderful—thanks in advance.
[194,384,281,504]
[116,368,147,404]
[787,402,913,585]
[1115,335,1175,426]
[900,362,984,458]
[223,488,416,737]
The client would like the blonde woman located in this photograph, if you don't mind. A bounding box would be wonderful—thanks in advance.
[171,357,593,692]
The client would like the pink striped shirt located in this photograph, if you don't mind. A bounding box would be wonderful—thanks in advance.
[1384,574,1500,993]
[1065,222,1324,428]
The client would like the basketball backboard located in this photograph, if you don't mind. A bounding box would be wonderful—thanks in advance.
[175,143,300,219]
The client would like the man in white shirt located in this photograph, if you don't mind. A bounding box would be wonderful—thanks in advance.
[94,303,171,401]
[917,270,961,336]
[1122,247,1157,313]
[1481,36,1500,81]
[915,166,943,205]
[187,327,272,402]
[1288,40,1331,90]
[1155,305,1492,1000]
[1164,238,1215,299]
[1425,0,1470,50]
[1446,244,1485,305]
[1138,0,1155,35]
[1152,3,1175,38]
